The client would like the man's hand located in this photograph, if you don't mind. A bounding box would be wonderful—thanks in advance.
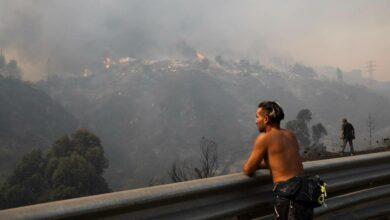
[243,134,268,176]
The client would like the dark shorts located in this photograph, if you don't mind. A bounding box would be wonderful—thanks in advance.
[273,177,314,220]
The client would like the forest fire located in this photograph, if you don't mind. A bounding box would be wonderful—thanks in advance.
[196,52,205,61]
[103,57,112,69]
[118,57,131,65]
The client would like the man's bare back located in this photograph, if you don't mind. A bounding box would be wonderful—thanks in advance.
[243,105,303,183]
[264,129,303,182]
[244,101,314,219]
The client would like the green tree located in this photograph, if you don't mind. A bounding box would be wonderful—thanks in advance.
[0,149,48,209]
[47,136,72,158]
[297,109,312,122]
[5,60,21,79]
[286,110,328,156]
[286,109,312,148]
[49,153,108,200]
[46,128,110,200]
[0,129,110,209]
[0,147,13,177]
[70,128,108,175]
[311,123,327,145]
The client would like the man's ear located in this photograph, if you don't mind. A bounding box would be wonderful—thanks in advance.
[264,115,269,124]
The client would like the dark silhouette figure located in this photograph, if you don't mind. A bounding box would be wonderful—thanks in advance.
[340,118,355,155]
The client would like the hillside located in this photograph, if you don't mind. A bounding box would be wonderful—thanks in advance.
[38,58,390,189]
[0,76,78,180]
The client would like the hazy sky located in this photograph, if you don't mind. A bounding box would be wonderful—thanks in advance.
[1,0,389,81]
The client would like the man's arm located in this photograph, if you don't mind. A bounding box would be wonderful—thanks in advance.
[243,134,268,176]
[340,125,345,139]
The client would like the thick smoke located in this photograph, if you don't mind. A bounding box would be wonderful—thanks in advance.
[1,0,390,81]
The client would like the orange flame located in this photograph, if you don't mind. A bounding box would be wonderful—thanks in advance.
[196,52,205,61]
[118,57,130,64]
[103,57,111,69]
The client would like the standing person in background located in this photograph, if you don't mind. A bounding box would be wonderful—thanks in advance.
[340,118,355,156]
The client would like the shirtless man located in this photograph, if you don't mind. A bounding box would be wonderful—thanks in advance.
[243,101,313,220]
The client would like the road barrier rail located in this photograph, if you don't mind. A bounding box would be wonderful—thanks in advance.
[0,151,390,220]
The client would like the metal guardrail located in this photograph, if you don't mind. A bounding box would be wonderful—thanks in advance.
[0,151,389,220]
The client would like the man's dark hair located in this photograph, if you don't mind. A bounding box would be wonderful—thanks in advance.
[258,101,285,124]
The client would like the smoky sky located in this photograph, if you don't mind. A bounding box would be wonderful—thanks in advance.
[1,0,390,81]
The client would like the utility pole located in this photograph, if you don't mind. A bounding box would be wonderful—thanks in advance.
[367,113,375,148]
[0,48,5,69]
[366,60,375,80]
[47,58,50,80]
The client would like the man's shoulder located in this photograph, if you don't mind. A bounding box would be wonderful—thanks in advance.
[254,133,269,148]
[280,129,296,138]
[255,133,268,141]
[257,129,296,141]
